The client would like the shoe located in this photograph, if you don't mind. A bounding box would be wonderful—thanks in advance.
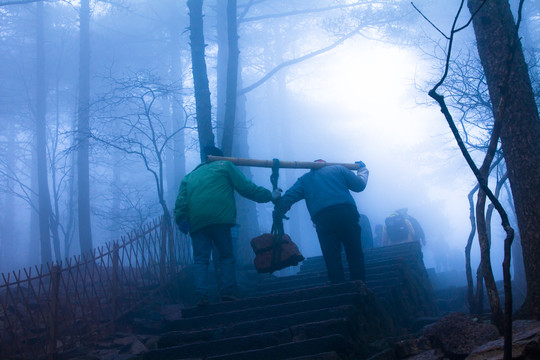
[220,294,238,302]
[197,297,209,307]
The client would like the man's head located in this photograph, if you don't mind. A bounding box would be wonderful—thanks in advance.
[203,146,224,160]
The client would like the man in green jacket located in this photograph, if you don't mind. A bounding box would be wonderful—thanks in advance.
[175,146,280,305]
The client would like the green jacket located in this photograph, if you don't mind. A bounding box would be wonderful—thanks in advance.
[174,160,272,233]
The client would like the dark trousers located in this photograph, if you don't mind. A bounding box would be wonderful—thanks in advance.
[190,224,236,299]
[314,204,365,284]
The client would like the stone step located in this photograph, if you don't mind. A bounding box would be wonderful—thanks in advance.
[256,259,411,287]
[157,317,355,350]
[181,281,366,318]
[132,242,432,360]
[299,255,412,267]
[284,352,342,360]
[255,276,401,298]
[261,264,404,285]
[298,242,423,270]
[176,304,360,340]
[166,291,367,333]
[145,328,292,360]
[150,324,357,360]
[301,243,421,265]
[299,256,419,275]
[204,334,354,360]
[255,269,402,292]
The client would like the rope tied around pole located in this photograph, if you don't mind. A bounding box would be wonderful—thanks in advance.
[270,159,284,271]
[270,158,280,191]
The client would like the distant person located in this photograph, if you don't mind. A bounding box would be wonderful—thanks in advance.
[373,224,383,248]
[359,214,373,250]
[275,159,369,283]
[174,146,281,306]
[382,208,426,246]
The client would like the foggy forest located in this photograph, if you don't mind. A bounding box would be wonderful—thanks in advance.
[1,0,540,345]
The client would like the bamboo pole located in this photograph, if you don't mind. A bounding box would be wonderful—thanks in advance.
[207,156,361,170]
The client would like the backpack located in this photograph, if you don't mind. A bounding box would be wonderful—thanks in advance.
[385,214,409,243]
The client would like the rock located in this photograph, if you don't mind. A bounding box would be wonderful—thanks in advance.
[404,349,446,360]
[422,312,499,358]
[395,337,431,358]
[466,320,540,360]
[115,335,148,355]
[114,335,139,347]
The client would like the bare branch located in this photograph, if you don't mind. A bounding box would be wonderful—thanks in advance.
[411,2,448,39]
[0,0,52,6]
[242,1,375,23]
[239,25,361,95]
[455,0,489,32]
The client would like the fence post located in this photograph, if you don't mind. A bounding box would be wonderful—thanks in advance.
[48,265,60,360]
[112,242,119,332]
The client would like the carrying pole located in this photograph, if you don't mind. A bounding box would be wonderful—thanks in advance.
[207,155,361,170]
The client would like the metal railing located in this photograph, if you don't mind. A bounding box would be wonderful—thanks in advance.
[0,217,192,359]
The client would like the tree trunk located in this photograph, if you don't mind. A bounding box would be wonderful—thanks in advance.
[468,0,540,319]
[476,187,503,331]
[221,0,238,156]
[233,78,261,267]
[215,0,227,145]
[36,0,52,264]
[465,185,479,314]
[504,183,526,302]
[64,138,77,257]
[77,0,93,255]
[29,143,40,265]
[187,0,215,160]
[166,18,185,207]
[1,123,16,271]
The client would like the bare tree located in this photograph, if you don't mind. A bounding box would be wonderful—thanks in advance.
[415,1,518,356]
[468,0,540,321]
[91,71,187,263]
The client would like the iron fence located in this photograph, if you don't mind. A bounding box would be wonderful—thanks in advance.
[0,217,192,359]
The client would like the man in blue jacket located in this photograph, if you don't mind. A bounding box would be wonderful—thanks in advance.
[276,160,369,283]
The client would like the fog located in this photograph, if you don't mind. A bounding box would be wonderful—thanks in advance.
[0,0,537,285]
[245,39,477,278]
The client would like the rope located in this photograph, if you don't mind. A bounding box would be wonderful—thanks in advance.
[270,158,280,191]
[270,159,283,271]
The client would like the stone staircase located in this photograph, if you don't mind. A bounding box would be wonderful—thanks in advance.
[131,241,438,360]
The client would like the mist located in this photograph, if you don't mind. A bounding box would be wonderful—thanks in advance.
[0,0,538,290]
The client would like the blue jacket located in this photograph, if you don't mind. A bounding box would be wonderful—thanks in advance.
[280,165,369,220]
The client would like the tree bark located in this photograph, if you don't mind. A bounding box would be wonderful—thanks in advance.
[465,184,479,314]
[166,22,186,208]
[221,0,238,157]
[77,0,93,255]
[476,186,503,331]
[504,183,526,300]
[36,0,52,263]
[187,0,215,160]
[1,123,16,271]
[468,0,540,319]
[215,0,227,145]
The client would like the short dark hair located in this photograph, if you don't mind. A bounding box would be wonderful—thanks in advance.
[203,146,224,158]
